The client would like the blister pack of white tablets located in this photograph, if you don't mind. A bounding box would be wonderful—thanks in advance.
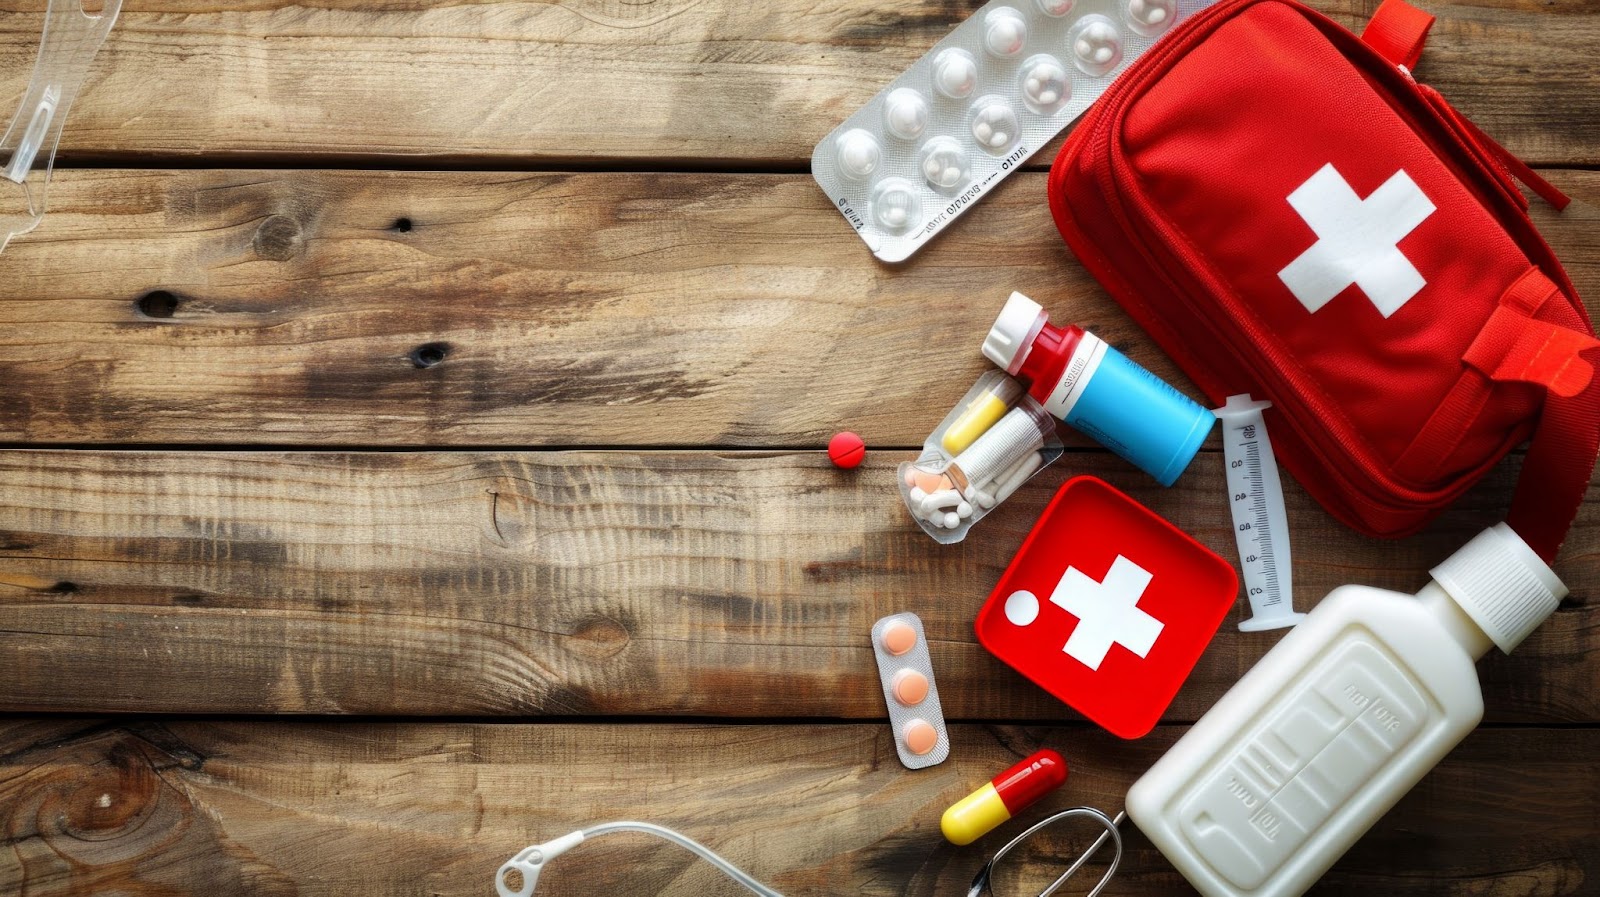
[812,0,1213,262]
[871,613,950,769]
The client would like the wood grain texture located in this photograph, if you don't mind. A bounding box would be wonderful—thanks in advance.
[0,720,1594,896]
[1,168,1596,446]
[0,0,1595,166]
[0,448,1593,719]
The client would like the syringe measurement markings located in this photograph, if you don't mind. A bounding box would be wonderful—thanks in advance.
[1239,435,1282,606]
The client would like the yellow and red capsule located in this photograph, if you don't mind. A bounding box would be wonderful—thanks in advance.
[940,749,1068,845]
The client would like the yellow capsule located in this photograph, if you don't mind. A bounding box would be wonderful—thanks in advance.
[941,378,1023,455]
[941,783,1013,846]
[941,749,1067,846]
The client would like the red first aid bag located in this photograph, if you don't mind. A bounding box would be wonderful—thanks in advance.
[1049,0,1600,561]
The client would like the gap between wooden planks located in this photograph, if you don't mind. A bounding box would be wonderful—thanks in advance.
[0,0,1594,167]
[0,719,1593,897]
[0,169,1595,446]
[0,448,1592,720]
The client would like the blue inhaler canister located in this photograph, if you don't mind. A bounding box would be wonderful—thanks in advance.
[981,292,1213,485]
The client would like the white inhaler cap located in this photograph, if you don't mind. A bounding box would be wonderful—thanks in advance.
[1430,523,1567,654]
[982,291,1048,374]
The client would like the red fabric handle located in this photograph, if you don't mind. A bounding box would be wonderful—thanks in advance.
[1362,0,1435,69]
[1364,0,1570,209]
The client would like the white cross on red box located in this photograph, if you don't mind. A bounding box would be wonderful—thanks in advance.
[976,477,1238,739]
[1004,555,1165,671]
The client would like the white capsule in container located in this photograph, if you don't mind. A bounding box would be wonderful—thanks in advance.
[898,370,1064,544]
[812,0,1218,262]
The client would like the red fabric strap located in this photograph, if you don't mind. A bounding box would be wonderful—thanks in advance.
[1508,347,1600,562]
[1362,0,1435,69]
[1492,275,1600,562]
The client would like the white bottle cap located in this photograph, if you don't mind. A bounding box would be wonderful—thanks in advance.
[1430,523,1567,654]
[982,292,1048,374]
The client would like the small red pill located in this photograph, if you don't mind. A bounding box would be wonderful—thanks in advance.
[828,431,866,469]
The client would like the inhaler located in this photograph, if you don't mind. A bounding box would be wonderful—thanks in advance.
[982,292,1214,486]
[1126,524,1566,897]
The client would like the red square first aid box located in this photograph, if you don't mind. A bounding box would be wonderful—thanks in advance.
[976,476,1237,738]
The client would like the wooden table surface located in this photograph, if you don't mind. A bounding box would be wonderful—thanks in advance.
[0,0,1596,894]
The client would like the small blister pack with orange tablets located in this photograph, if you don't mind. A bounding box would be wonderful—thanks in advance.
[870,613,950,769]
[899,370,1064,544]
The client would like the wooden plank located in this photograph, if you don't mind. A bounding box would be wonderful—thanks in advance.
[1,168,1596,446]
[0,448,1593,720]
[0,0,1595,166]
[0,720,1593,896]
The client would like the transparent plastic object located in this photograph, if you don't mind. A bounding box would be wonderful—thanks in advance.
[812,0,1214,263]
[0,0,122,254]
[1214,394,1304,631]
[898,370,1063,544]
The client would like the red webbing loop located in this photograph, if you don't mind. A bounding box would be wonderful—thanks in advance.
[1362,0,1435,69]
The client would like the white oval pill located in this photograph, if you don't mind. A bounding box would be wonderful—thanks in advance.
[932,48,978,99]
[883,88,930,140]
[834,129,880,181]
[943,511,960,528]
[983,9,1027,57]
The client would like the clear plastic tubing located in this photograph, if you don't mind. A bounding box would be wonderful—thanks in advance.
[983,291,1213,486]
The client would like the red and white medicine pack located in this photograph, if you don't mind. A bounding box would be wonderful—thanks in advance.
[976,477,1236,738]
[1049,0,1600,562]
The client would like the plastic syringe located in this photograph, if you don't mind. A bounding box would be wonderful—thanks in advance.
[1215,394,1304,632]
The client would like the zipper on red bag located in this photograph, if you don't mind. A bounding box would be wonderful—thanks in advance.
[1078,0,1463,512]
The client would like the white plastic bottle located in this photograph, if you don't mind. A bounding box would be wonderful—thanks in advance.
[1126,524,1566,897]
